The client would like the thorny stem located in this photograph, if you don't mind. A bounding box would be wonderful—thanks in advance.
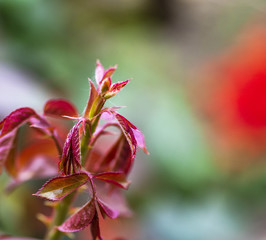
[45,95,106,240]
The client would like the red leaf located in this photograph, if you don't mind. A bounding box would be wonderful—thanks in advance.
[97,135,122,171]
[110,80,130,91]
[95,60,105,85]
[90,211,102,240]
[0,117,6,131]
[97,133,133,175]
[29,115,53,136]
[11,156,57,189]
[114,114,137,159]
[33,173,89,201]
[102,66,117,83]
[96,189,132,218]
[113,136,133,175]
[131,128,149,155]
[0,130,17,174]
[113,113,149,155]
[97,198,119,219]
[44,99,78,118]
[16,139,58,175]
[4,131,18,177]
[0,108,36,136]
[59,122,81,175]
[58,199,96,232]
[94,172,130,189]
[104,80,130,99]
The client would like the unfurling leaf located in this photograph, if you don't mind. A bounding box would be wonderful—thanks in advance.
[114,113,149,155]
[95,60,117,86]
[104,80,130,99]
[33,173,90,201]
[95,60,105,85]
[93,172,130,189]
[0,108,36,136]
[108,113,137,160]
[101,66,117,83]
[58,122,81,175]
[44,99,78,118]
[58,199,96,232]
[97,198,119,219]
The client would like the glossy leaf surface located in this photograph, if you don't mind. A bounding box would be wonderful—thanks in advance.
[34,173,89,201]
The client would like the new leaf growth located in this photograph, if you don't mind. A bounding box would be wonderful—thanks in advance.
[0,60,148,240]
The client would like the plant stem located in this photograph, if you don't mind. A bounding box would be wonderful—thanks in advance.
[44,193,75,240]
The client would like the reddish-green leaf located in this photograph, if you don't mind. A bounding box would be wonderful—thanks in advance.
[113,113,149,156]
[95,60,117,86]
[84,80,99,119]
[4,130,18,177]
[33,173,89,201]
[131,128,149,154]
[97,132,133,175]
[29,115,53,136]
[102,67,117,83]
[44,99,78,118]
[97,198,119,219]
[58,199,96,232]
[0,108,36,136]
[0,117,6,131]
[114,113,137,159]
[104,80,130,99]
[0,130,17,174]
[94,172,130,189]
[95,60,105,85]
[58,122,81,175]
[90,211,102,240]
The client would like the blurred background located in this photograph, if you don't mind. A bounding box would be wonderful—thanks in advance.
[0,0,266,239]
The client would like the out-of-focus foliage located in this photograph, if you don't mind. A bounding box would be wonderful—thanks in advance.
[1,0,266,239]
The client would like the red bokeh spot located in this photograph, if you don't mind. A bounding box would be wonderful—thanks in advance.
[237,73,266,127]
[195,25,266,168]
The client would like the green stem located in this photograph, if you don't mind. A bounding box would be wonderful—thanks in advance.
[81,96,106,166]
[44,193,75,240]
[80,123,92,166]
